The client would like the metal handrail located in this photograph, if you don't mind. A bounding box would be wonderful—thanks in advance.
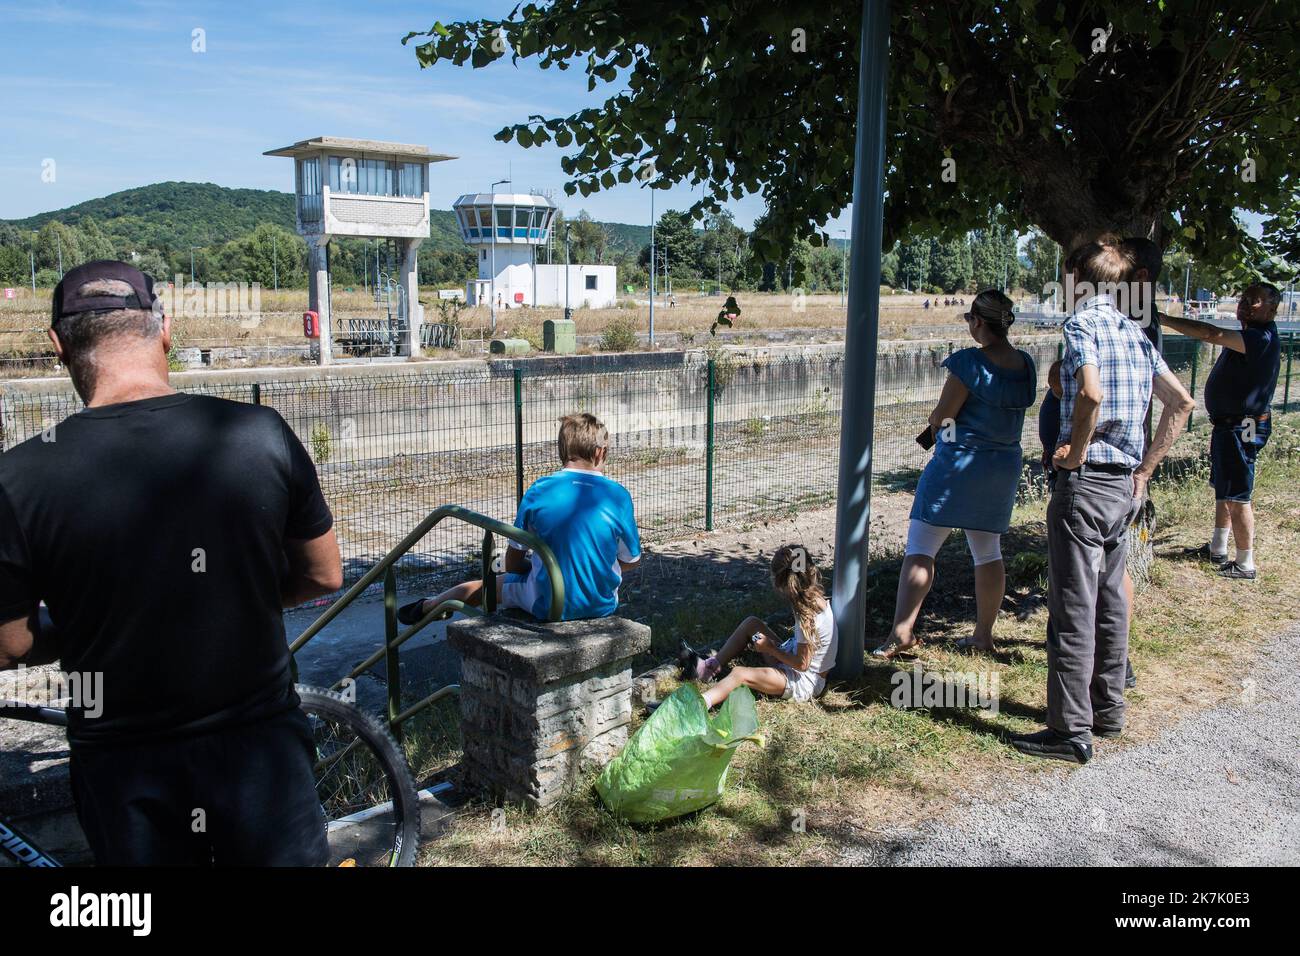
[290,504,565,736]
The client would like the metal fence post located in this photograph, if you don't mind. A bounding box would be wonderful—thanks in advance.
[251,382,261,406]
[705,358,716,531]
[1188,342,1198,429]
[513,367,524,503]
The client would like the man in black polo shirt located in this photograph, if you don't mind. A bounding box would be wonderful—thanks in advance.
[0,261,343,865]
[1162,282,1282,580]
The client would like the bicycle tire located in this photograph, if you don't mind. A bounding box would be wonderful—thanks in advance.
[295,685,421,868]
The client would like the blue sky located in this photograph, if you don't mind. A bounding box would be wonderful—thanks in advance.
[0,0,832,231]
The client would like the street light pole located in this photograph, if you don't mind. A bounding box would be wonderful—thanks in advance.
[648,186,656,346]
[831,0,890,680]
[490,179,510,334]
[839,229,848,306]
[564,222,573,321]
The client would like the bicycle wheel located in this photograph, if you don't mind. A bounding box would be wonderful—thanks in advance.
[296,685,420,867]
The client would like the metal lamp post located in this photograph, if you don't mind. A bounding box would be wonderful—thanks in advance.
[839,229,848,306]
[564,222,573,321]
[490,178,510,334]
[830,0,890,679]
[648,186,656,346]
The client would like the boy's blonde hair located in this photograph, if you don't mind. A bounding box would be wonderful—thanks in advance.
[557,413,609,464]
[1065,234,1134,287]
[770,545,828,652]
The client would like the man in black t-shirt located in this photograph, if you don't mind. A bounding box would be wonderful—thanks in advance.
[0,261,343,865]
[1163,283,1282,581]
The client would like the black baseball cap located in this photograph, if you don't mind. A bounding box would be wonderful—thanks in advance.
[51,260,158,326]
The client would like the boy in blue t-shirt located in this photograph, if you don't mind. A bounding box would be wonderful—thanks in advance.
[398,413,640,623]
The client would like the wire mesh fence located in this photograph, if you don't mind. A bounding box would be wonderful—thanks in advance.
[1,333,1295,598]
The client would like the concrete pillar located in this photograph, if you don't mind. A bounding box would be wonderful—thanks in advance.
[400,237,423,357]
[448,614,650,809]
[308,236,332,366]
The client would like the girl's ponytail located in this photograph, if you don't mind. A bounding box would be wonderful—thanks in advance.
[770,544,828,651]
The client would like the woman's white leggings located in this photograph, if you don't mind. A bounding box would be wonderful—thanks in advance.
[905,519,1003,567]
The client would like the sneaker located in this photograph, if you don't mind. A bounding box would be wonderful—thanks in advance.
[1125,658,1137,689]
[1184,544,1228,566]
[1219,561,1257,580]
[1010,728,1093,764]
[397,598,429,626]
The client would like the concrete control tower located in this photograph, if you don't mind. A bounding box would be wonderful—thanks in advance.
[452,192,617,315]
[265,136,455,363]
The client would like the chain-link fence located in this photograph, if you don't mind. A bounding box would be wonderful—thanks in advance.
[2,333,1295,595]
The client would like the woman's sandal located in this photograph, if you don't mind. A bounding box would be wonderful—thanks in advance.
[953,636,996,654]
[872,638,921,659]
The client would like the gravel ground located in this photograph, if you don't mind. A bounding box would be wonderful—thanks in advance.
[841,625,1300,866]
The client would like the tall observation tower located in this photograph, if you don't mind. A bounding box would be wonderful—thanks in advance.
[265,136,455,364]
[452,191,617,320]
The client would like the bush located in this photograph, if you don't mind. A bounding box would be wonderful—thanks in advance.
[310,422,332,464]
[598,316,640,352]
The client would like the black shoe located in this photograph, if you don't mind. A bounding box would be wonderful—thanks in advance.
[1184,544,1228,566]
[1125,658,1137,689]
[1010,728,1092,764]
[677,641,709,682]
[1219,561,1257,580]
[1092,725,1123,739]
[397,599,430,626]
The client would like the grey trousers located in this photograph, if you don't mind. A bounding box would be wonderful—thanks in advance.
[1046,467,1135,745]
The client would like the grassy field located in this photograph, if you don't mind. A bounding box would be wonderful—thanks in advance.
[408,415,1300,866]
[0,289,1068,377]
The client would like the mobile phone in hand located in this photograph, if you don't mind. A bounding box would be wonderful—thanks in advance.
[916,425,936,450]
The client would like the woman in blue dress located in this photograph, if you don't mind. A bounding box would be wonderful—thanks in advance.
[876,290,1038,658]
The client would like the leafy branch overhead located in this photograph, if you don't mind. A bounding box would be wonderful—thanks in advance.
[404,1,1299,275]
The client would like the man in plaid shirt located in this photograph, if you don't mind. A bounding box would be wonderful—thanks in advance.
[1013,238,1193,764]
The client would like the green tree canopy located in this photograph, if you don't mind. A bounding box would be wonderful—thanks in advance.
[406,1,1300,280]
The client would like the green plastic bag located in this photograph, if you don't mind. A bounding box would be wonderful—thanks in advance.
[596,684,764,823]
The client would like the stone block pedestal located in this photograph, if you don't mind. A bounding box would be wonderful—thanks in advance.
[448,615,650,809]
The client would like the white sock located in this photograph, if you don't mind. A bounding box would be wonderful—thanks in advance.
[1211,527,1230,553]
[1235,549,1255,571]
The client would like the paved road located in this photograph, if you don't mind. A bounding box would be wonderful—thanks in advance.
[841,626,1300,866]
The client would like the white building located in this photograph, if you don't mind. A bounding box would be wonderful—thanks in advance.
[452,192,618,311]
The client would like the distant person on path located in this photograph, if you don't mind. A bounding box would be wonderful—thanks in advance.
[683,546,837,708]
[0,261,342,865]
[875,289,1037,658]
[1163,283,1282,580]
[1013,239,1193,764]
[399,413,640,623]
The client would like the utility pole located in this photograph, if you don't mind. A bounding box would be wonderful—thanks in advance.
[490,178,510,334]
[1183,259,1192,316]
[840,228,848,306]
[190,246,196,285]
[649,186,655,345]
[564,221,572,322]
[56,234,63,278]
[272,233,279,291]
[29,246,36,293]
[831,0,889,679]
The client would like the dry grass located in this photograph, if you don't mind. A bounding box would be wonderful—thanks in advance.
[415,416,1300,866]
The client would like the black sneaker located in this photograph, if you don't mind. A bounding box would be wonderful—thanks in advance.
[1184,543,1228,566]
[1125,658,1137,689]
[1092,725,1123,739]
[1219,561,1257,580]
[397,598,429,626]
[1010,728,1093,764]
